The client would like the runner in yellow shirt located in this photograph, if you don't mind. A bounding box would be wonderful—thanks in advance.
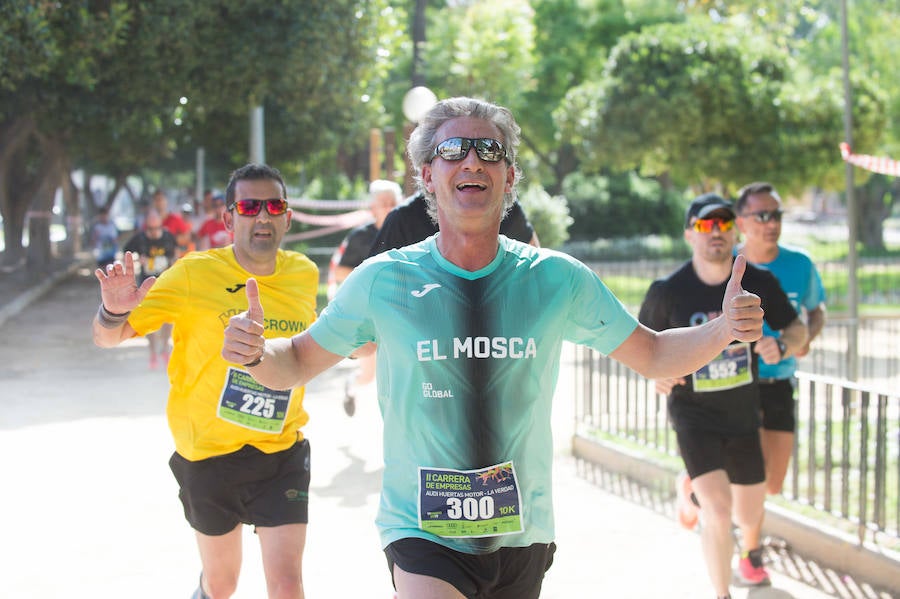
[92,163,318,599]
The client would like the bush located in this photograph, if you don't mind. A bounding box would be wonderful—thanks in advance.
[518,184,573,249]
[562,171,685,240]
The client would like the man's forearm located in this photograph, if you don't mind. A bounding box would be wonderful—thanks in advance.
[613,318,735,381]
[780,318,809,357]
[245,333,344,391]
[92,305,136,348]
[807,305,826,343]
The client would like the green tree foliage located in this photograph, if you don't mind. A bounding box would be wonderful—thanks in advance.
[680,0,900,249]
[422,0,536,110]
[561,171,684,240]
[555,17,885,196]
[0,0,396,268]
[0,1,131,267]
[520,0,683,192]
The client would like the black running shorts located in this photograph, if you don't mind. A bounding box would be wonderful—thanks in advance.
[675,429,765,485]
[759,379,796,432]
[384,537,556,599]
[169,439,310,536]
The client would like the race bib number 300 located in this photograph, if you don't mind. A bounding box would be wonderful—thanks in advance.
[418,462,524,538]
[218,367,290,433]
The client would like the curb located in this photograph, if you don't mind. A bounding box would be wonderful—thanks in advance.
[572,433,900,597]
[0,259,90,329]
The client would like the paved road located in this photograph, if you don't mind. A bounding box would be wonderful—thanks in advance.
[0,268,842,598]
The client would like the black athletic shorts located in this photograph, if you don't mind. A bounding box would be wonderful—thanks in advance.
[168,439,310,536]
[675,429,765,485]
[759,378,796,432]
[384,537,556,599]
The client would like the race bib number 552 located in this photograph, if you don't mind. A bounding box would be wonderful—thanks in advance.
[692,342,753,392]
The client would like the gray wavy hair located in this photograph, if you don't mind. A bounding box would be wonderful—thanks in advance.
[407,97,522,223]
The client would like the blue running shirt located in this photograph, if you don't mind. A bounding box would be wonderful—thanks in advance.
[309,235,638,554]
[751,244,826,379]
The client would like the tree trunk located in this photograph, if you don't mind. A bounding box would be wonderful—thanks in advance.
[57,158,81,257]
[855,175,894,252]
[25,137,67,272]
[0,116,36,268]
[1,151,37,268]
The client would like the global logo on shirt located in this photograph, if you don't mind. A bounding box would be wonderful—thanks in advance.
[422,382,454,399]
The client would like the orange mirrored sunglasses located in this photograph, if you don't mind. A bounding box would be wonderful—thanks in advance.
[691,217,734,233]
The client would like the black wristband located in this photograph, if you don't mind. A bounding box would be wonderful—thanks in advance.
[97,303,131,329]
[776,338,788,359]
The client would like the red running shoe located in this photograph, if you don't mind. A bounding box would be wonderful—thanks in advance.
[676,471,699,530]
[735,549,771,586]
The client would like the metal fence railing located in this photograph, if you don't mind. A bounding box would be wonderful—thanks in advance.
[791,372,900,545]
[804,317,900,393]
[572,345,900,550]
[583,257,900,392]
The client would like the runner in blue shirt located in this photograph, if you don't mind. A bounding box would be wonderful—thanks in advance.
[222,97,766,599]
[735,182,827,497]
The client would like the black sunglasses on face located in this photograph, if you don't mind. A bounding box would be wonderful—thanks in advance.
[431,137,507,163]
[741,209,783,223]
[229,198,288,216]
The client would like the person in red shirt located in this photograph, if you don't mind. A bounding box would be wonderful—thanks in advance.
[196,194,232,250]
[152,189,194,257]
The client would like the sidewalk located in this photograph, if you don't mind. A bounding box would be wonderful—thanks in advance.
[0,268,840,598]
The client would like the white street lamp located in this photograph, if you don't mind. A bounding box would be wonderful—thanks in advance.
[402,86,437,124]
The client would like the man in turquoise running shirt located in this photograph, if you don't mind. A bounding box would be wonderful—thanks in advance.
[222,97,765,599]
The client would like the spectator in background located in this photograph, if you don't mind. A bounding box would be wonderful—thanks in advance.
[180,202,198,254]
[735,182,827,496]
[199,189,216,222]
[123,209,177,369]
[369,189,539,257]
[151,189,194,258]
[91,206,119,269]
[327,179,403,416]
[196,194,232,250]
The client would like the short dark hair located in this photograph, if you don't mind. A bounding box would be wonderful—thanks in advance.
[736,182,780,214]
[225,163,287,209]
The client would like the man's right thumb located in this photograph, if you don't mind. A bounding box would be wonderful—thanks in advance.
[245,278,264,322]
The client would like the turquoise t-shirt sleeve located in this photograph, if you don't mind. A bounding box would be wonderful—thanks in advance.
[561,258,639,355]
[805,257,826,310]
[308,259,380,356]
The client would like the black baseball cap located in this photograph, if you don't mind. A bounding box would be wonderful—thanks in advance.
[684,193,735,228]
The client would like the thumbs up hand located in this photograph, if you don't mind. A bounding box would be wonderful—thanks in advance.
[222,278,267,367]
[722,255,764,343]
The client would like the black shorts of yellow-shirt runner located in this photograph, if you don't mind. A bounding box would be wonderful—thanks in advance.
[385,537,556,599]
[169,439,310,535]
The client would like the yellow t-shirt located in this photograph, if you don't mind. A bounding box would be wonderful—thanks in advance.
[128,246,318,461]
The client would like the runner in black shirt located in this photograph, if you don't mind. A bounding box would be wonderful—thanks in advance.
[368,191,538,256]
[638,193,806,598]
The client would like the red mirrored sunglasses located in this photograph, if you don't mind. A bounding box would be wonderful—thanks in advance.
[229,198,288,216]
